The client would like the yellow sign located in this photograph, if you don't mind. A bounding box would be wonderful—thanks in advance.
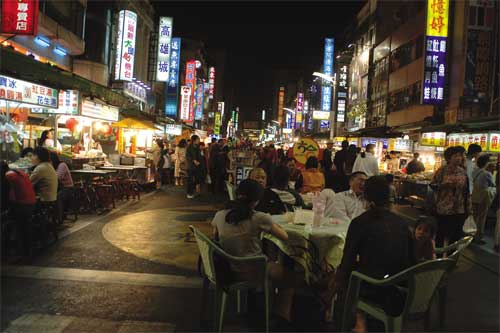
[426,0,449,37]
[489,133,500,152]
[214,112,221,135]
[292,138,319,165]
[421,132,446,147]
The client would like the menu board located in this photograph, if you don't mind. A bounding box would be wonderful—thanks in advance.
[421,132,446,147]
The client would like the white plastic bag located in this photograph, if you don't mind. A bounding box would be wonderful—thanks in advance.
[463,215,477,235]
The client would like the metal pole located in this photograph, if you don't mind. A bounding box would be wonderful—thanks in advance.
[490,0,499,114]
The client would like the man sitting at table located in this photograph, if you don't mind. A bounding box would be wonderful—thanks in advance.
[255,165,304,215]
[326,176,415,332]
[327,172,368,223]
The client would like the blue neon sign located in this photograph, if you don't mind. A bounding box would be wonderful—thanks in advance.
[165,37,181,117]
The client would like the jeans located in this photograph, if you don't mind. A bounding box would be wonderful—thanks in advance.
[436,214,466,248]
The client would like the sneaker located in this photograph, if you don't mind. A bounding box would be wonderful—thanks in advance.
[187,194,195,199]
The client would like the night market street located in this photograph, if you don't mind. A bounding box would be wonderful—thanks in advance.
[1,188,498,332]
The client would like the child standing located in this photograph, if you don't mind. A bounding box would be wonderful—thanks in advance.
[414,216,437,261]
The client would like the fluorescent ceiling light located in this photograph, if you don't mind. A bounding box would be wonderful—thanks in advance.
[54,46,67,56]
[34,36,50,48]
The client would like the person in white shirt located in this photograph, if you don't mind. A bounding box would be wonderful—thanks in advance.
[465,144,482,194]
[352,143,379,177]
[327,172,368,223]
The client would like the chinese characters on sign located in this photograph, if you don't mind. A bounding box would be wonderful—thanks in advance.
[156,17,173,82]
[278,87,285,126]
[165,37,181,117]
[214,112,221,135]
[179,86,192,121]
[1,0,38,35]
[0,75,58,108]
[32,90,79,115]
[421,132,447,147]
[422,0,449,104]
[208,67,215,99]
[447,133,489,151]
[489,133,500,153]
[124,83,146,103]
[115,10,137,81]
[81,99,119,122]
[194,82,204,120]
[336,64,348,122]
[321,38,334,129]
[464,30,492,96]
[296,93,304,125]
[185,60,196,121]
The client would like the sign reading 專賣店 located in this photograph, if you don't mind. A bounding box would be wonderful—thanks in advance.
[421,132,446,147]
[1,0,38,35]
[422,0,449,104]
[0,75,58,108]
[292,138,319,165]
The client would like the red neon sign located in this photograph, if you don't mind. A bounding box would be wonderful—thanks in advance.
[1,0,39,35]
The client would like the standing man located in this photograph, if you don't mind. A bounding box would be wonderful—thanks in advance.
[466,144,482,194]
[334,140,349,191]
[186,135,201,199]
[322,140,335,191]
[406,153,425,174]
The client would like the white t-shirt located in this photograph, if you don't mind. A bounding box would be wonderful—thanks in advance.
[352,152,380,177]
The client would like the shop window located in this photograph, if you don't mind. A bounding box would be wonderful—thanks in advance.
[39,0,86,39]
[388,81,422,113]
[390,35,424,72]
[469,6,477,25]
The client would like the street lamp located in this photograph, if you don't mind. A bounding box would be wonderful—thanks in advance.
[312,72,335,84]
[283,108,295,114]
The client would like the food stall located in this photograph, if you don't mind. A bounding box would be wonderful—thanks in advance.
[395,132,446,206]
[112,117,156,184]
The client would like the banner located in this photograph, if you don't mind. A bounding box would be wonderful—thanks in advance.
[179,86,191,121]
[165,37,181,117]
[208,67,215,99]
[278,87,285,126]
[214,112,221,135]
[185,60,196,121]
[422,0,449,104]
[114,10,137,81]
[156,17,173,82]
[0,74,58,108]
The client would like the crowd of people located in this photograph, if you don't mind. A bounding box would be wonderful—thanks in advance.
[203,139,498,331]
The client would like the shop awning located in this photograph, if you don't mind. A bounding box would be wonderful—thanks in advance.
[112,117,156,130]
[349,126,402,138]
[0,47,132,109]
[421,115,500,133]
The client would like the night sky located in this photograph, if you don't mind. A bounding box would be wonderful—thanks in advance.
[154,1,363,121]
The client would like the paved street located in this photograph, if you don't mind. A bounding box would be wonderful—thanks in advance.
[1,188,499,332]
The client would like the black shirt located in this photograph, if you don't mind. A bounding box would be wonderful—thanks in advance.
[406,159,425,174]
[336,208,415,291]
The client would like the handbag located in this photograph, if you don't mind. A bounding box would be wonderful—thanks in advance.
[463,215,477,235]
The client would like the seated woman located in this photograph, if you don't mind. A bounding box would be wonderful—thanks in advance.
[211,179,302,323]
[50,152,74,222]
[256,165,304,215]
[328,176,415,333]
[1,161,37,259]
[30,147,58,203]
[284,157,301,185]
[295,156,325,194]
